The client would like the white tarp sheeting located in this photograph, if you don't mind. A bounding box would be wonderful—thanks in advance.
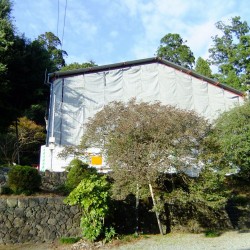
[47,62,244,148]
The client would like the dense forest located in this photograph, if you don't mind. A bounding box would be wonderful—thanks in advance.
[0,0,250,166]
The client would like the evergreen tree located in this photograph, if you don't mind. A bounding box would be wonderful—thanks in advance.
[156,33,195,69]
[209,16,250,90]
[38,31,68,70]
[60,61,97,72]
[213,102,250,181]
[0,0,15,130]
[195,57,213,78]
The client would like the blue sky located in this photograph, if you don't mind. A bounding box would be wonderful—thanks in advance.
[12,0,250,67]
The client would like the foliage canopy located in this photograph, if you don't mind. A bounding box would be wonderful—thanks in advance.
[213,102,250,181]
[195,57,213,78]
[65,158,97,192]
[156,33,195,69]
[8,165,41,194]
[0,117,45,165]
[65,173,111,241]
[81,100,211,199]
[60,61,97,71]
[209,16,250,89]
[37,31,68,70]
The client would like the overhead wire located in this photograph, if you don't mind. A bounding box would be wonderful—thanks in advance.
[61,0,68,48]
[56,0,60,37]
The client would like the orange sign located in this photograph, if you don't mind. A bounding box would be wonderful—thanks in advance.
[91,156,103,165]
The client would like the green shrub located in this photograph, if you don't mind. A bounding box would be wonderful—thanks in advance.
[204,229,221,237]
[59,237,81,244]
[104,227,116,243]
[64,174,111,242]
[8,165,41,195]
[55,184,70,195]
[187,219,202,233]
[0,185,12,195]
[65,159,97,192]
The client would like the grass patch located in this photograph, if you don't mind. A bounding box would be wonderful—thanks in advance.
[118,234,140,242]
[204,230,221,238]
[59,237,81,244]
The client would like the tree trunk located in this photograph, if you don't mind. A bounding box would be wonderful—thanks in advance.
[149,183,164,235]
[15,119,20,165]
[135,183,139,235]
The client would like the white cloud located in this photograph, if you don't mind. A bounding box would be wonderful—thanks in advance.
[129,0,250,62]
[64,3,98,41]
[122,0,141,16]
[131,40,155,59]
[185,21,218,59]
[12,0,250,66]
[154,0,188,16]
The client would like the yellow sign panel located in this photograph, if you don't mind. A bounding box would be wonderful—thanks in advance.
[91,156,103,165]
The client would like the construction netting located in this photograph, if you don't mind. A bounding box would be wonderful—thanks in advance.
[48,62,244,146]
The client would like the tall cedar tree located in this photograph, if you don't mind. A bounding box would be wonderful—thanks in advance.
[209,16,250,90]
[195,57,213,78]
[156,33,195,69]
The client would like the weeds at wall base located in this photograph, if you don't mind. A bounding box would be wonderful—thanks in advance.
[59,237,81,244]
[204,229,222,237]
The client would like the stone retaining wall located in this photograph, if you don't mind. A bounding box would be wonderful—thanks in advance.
[40,170,67,191]
[0,196,81,244]
[0,168,8,185]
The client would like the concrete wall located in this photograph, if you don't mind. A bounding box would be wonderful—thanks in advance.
[0,196,81,244]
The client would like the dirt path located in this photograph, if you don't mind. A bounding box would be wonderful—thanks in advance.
[0,231,250,250]
[0,242,69,250]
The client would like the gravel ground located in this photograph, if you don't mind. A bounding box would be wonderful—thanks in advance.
[0,231,249,250]
[115,231,250,250]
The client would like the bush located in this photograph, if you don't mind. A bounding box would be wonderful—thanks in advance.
[204,229,222,237]
[65,159,97,192]
[59,237,81,244]
[104,227,116,243]
[55,184,70,196]
[64,174,111,242]
[213,102,250,181]
[0,185,12,195]
[8,165,41,194]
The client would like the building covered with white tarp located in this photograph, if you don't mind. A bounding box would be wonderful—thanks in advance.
[40,57,244,172]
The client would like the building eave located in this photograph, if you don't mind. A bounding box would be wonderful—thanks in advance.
[48,57,244,97]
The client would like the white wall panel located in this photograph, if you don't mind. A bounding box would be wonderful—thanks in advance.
[122,66,142,100]
[138,63,160,103]
[48,62,244,147]
[175,70,194,110]
[192,78,210,118]
[104,69,124,102]
[158,64,177,106]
